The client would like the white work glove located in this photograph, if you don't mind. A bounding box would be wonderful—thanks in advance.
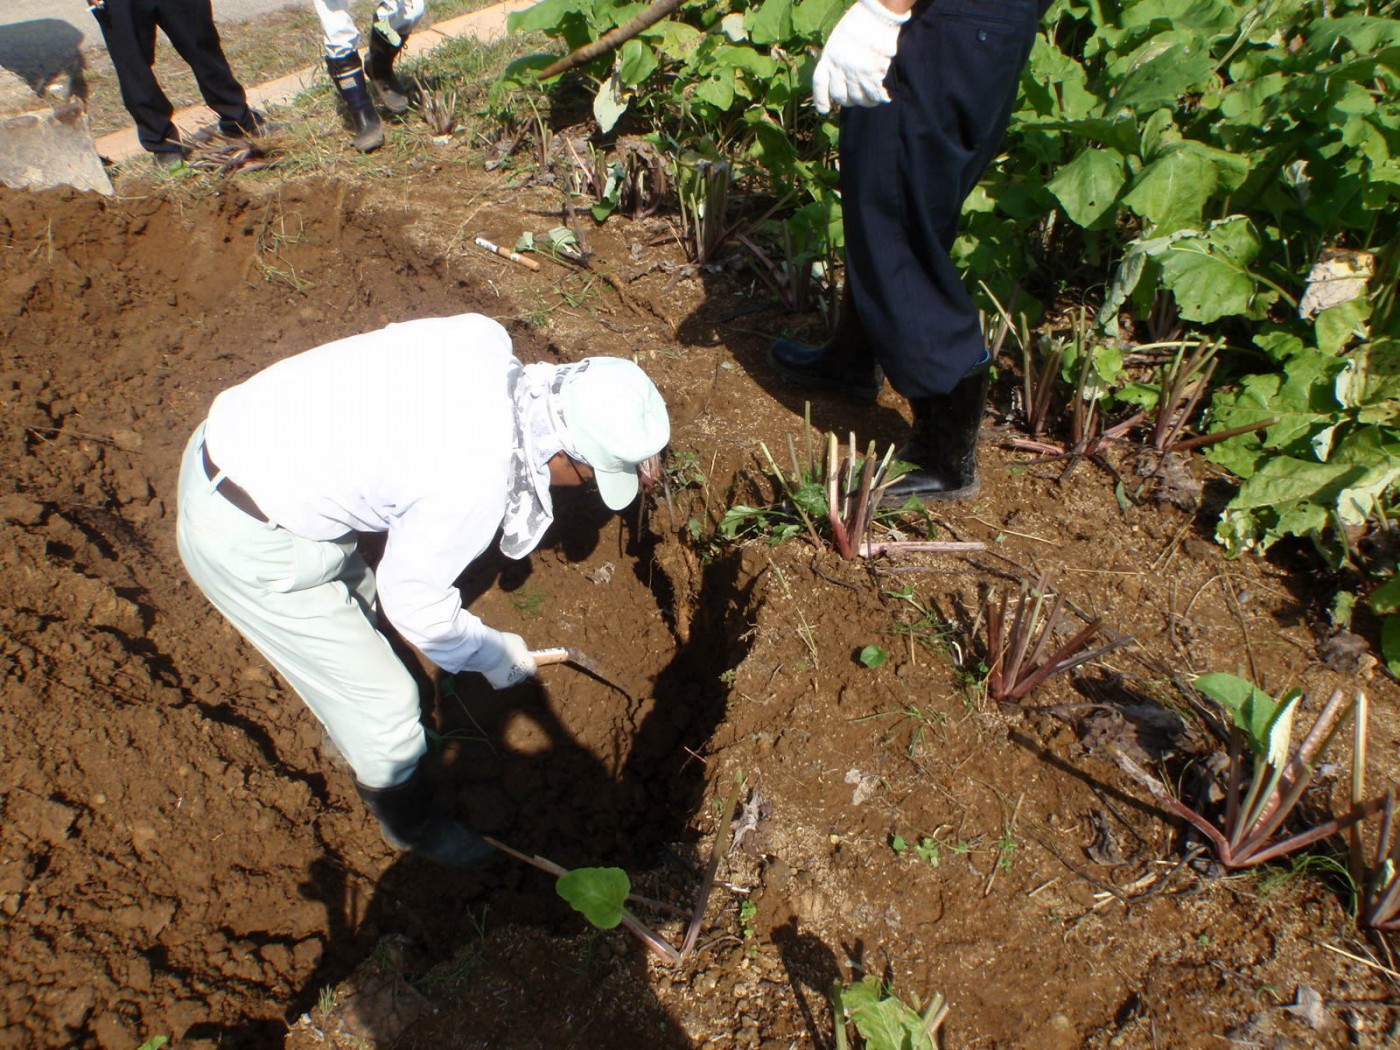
[812,0,910,115]
[482,632,537,690]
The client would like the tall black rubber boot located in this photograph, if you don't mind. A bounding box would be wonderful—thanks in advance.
[767,286,884,403]
[326,53,384,153]
[365,25,412,115]
[882,362,991,505]
[355,763,493,868]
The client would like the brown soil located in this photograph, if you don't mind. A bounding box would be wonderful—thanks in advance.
[2,155,1398,1050]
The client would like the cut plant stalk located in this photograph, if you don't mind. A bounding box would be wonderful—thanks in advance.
[416,82,458,137]
[1347,693,1400,931]
[678,156,734,265]
[1021,334,1063,441]
[186,132,272,174]
[817,432,985,560]
[1151,338,1220,452]
[1114,682,1379,869]
[826,432,896,560]
[983,572,1131,703]
[1360,790,1400,931]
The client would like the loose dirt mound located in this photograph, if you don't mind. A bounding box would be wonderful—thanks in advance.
[2,175,1397,1050]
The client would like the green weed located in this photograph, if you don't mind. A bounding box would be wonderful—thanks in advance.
[509,584,545,619]
[891,835,943,867]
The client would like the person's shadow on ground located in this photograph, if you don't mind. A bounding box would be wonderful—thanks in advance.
[0,19,90,101]
[192,485,744,1048]
[672,272,915,469]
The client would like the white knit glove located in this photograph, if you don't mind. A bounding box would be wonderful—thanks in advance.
[482,632,537,690]
[812,0,910,114]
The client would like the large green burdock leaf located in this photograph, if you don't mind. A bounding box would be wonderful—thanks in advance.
[1307,15,1400,57]
[1047,148,1126,229]
[748,0,794,45]
[693,71,735,111]
[1123,148,1219,233]
[1214,454,1364,553]
[793,0,845,36]
[1023,39,1097,119]
[1344,340,1400,424]
[1157,217,1265,322]
[1227,456,1358,510]
[1121,0,1238,35]
[557,867,630,930]
[1219,72,1291,125]
[507,0,584,32]
[1109,40,1217,114]
[1206,348,1340,466]
[618,38,658,85]
[1328,426,1400,526]
[1021,116,1140,155]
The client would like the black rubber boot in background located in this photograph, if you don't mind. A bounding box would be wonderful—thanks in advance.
[881,361,991,505]
[365,25,412,114]
[767,286,884,403]
[326,53,384,153]
[355,764,493,868]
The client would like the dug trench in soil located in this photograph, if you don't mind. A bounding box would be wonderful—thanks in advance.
[6,166,1400,1050]
[0,180,759,1048]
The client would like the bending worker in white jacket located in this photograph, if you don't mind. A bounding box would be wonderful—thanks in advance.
[176,314,670,867]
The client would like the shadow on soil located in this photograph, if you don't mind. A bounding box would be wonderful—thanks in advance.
[222,488,767,1047]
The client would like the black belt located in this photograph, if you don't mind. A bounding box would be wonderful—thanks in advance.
[202,443,269,523]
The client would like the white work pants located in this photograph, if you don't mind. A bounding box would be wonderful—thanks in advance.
[176,426,428,789]
[314,0,426,59]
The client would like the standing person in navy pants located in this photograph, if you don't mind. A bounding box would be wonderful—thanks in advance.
[88,0,262,168]
[770,0,1048,502]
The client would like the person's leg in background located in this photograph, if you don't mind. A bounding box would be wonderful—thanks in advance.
[175,426,488,867]
[839,0,1040,502]
[364,0,427,114]
[313,0,384,152]
[151,0,259,137]
[89,0,185,164]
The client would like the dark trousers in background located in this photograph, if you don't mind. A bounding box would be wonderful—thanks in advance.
[91,0,254,154]
[839,0,1042,399]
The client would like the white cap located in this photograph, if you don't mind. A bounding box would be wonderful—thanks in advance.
[557,358,670,510]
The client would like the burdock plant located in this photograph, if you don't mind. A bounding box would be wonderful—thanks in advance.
[1358,789,1400,931]
[1116,676,1376,869]
[417,82,459,138]
[982,572,1130,703]
[1349,698,1400,932]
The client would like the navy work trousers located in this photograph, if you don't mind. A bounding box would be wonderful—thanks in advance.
[840,0,1042,398]
[91,0,253,154]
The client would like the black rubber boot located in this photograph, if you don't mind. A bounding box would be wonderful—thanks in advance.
[366,25,412,115]
[881,362,991,505]
[767,288,883,403]
[326,53,384,153]
[355,764,493,868]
